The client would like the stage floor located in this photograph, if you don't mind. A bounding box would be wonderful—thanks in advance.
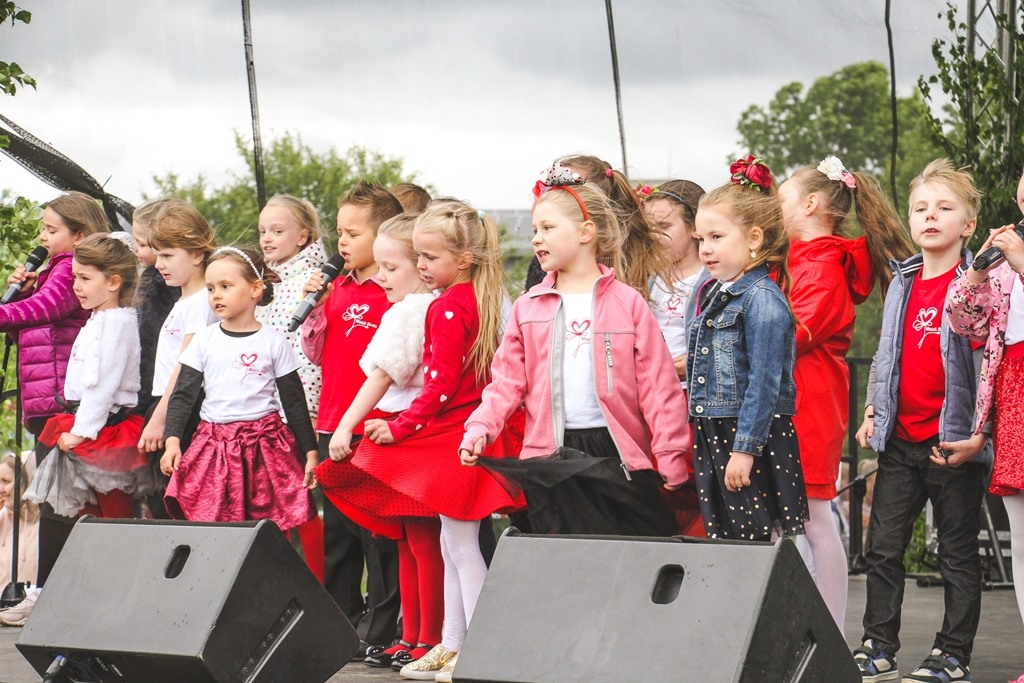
[1,575,1021,682]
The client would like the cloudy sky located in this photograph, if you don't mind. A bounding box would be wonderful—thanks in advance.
[0,1,965,214]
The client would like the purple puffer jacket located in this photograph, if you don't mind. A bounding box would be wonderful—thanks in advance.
[0,251,89,424]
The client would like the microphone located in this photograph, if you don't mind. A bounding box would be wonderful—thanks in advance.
[1,246,49,304]
[972,219,1024,271]
[288,254,346,332]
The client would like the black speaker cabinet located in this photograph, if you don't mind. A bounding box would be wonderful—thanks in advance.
[457,531,859,683]
[17,518,358,682]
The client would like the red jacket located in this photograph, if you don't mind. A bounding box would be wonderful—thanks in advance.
[788,236,873,495]
[461,266,690,486]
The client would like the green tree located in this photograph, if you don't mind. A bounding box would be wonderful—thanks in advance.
[0,2,35,102]
[150,131,417,245]
[734,61,945,456]
[736,61,943,212]
[919,2,1024,234]
[1,3,40,451]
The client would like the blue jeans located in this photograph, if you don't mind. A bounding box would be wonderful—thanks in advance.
[861,436,984,663]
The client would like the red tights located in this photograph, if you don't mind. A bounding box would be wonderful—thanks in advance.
[81,489,134,519]
[395,520,444,647]
[295,516,325,583]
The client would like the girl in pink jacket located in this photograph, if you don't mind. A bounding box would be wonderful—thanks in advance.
[0,192,106,622]
[460,165,689,536]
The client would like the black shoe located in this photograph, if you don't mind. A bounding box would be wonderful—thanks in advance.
[364,643,410,668]
[390,649,415,671]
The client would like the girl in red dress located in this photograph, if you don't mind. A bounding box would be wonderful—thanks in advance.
[778,155,914,629]
[316,201,522,681]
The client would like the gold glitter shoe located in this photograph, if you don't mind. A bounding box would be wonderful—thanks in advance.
[434,652,459,682]
[399,644,456,681]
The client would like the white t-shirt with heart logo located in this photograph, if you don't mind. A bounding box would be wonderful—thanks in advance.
[178,323,301,423]
[649,273,700,359]
[561,292,605,429]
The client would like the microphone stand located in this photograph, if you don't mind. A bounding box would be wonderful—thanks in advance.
[1,333,28,608]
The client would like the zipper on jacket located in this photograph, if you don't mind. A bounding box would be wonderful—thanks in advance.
[604,334,614,393]
[619,461,632,481]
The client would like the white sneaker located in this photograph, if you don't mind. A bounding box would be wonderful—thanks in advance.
[0,588,40,627]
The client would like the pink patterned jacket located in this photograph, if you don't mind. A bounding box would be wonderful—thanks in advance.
[946,262,1024,434]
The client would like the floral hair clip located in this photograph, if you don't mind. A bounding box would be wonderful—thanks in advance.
[635,184,690,207]
[730,155,773,192]
[817,155,857,190]
[533,162,589,221]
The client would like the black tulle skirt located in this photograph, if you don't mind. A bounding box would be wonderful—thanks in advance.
[478,427,676,536]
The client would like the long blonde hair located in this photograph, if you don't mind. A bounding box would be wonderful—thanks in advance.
[533,183,624,276]
[558,154,671,298]
[414,201,504,382]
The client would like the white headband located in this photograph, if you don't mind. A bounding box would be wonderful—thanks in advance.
[213,246,263,279]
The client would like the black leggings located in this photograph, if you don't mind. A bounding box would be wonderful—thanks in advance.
[26,417,77,588]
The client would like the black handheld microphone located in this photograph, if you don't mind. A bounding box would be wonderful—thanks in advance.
[973,219,1024,271]
[1,246,49,305]
[288,254,346,332]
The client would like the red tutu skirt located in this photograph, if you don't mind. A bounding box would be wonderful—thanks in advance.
[992,346,1024,495]
[39,413,149,474]
[26,413,154,517]
[316,412,526,539]
[164,412,316,532]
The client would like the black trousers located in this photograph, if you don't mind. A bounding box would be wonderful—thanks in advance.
[318,432,400,645]
[861,436,984,663]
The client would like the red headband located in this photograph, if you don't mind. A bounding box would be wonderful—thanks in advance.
[534,184,590,221]
[532,162,590,221]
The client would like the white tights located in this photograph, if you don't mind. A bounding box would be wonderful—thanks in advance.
[803,498,848,631]
[439,516,486,652]
[1003,493,1024,626]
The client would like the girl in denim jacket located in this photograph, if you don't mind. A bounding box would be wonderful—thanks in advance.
[688,156,808,541]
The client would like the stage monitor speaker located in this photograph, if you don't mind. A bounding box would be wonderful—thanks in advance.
[16,518,358,683]
[457,531,858,683]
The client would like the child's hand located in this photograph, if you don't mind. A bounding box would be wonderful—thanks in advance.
[363,419,394,445]
[160,438,182,475]
[7,264,37,293]
[303,269,324,294]
[724,451,754,492]
[302,270,333,306]
[328,426,354,461]
[672,354,687,380]
[968,224,1020,282]
[855,407,875,449]
[56,433,85,452]
[304,452,319,489]
[930,432,987,468]
[139,415,166,453]
[459,437,485,466]
[991,224,1024,274]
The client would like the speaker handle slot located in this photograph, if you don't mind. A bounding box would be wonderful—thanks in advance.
[164,544,191,579]
[786,629,818,682]
[650,563,684,604]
